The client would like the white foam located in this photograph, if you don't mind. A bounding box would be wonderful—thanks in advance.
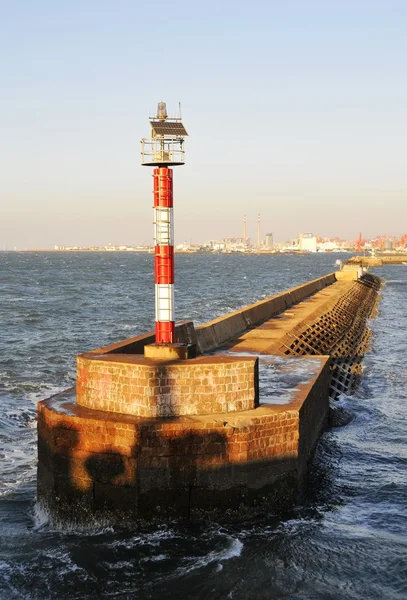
[32,501,50,530]
[221,537,243,561]
[109,528,177,550]
[181,536,243,575]
[32,501,116,535]
[139,553,168,563]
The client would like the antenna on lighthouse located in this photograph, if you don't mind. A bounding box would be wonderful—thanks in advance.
[141,101,188,345]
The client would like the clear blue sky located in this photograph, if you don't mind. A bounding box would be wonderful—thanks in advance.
[1,0,406,248]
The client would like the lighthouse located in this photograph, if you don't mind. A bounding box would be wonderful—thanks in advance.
[141,102,188,345]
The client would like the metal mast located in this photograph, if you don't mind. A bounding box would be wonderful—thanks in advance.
[257,213,261,248]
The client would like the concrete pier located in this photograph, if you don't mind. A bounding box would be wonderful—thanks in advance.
[37,271,381,523]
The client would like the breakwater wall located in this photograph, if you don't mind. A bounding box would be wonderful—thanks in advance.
[72,272,336,358]
[347,255,407,267]
[37,269,381,524]
[266,274,381,399]
[195,273,337,353]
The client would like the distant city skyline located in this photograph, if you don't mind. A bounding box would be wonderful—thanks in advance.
[1,1,406,249]
[5,229,407,252]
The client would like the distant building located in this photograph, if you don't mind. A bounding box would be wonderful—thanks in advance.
[265,233,273,248]
[299,233,317,253]
[317,241,338,252]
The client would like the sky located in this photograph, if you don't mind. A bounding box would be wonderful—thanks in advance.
[1,0,406,248]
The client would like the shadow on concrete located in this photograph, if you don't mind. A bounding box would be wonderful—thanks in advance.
[38,413,301,524]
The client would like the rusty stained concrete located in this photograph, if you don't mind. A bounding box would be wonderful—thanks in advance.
[38,353,330,521]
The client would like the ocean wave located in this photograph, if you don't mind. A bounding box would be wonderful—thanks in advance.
[170,536,244,579]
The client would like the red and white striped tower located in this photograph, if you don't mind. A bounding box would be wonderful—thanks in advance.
[141,102,188,345]
[153,167,175,343]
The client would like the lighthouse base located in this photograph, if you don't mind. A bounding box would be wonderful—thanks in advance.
[143,342,196,361]
[37,354,330,526]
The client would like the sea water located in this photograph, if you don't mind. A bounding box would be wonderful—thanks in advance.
[1,252,406,599]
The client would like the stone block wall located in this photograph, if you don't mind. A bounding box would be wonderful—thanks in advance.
[37,356,330,521]
[77,355,259,417]
[297,361,331,476]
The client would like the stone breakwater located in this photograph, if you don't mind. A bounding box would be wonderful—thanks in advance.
[347,254,407,267]
[221,274,381,400]
[37,271,381,524]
